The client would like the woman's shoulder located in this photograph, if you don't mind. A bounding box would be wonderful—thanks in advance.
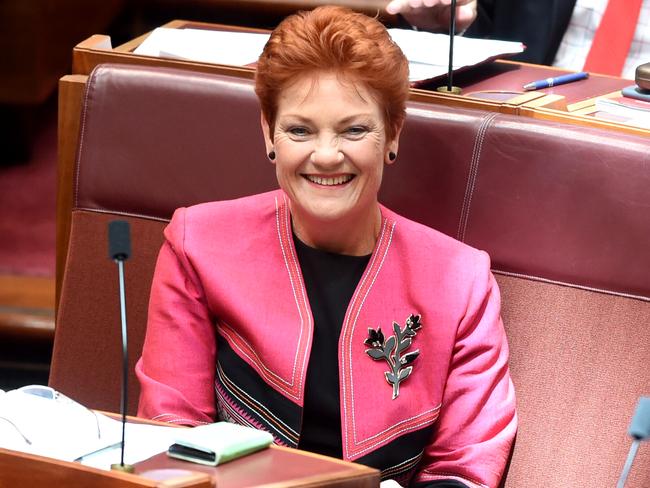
[182,190,280,220]
[165,190,281,242]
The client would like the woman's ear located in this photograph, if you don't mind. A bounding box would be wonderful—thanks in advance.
[260,112,274,161]
[385,123,404,165]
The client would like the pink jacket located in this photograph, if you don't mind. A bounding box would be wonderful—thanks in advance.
[136,190,516,487]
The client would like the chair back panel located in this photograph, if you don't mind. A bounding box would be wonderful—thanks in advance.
[497,274,650,487]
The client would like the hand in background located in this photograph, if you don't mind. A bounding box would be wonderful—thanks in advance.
[386,0,478,33]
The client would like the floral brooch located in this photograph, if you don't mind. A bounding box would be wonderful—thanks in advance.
[364,314,422,400]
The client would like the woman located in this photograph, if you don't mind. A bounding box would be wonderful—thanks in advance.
[136,6,516,487]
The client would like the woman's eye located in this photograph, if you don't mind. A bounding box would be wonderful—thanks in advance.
[345,126,368,138]
[288,127,310,137]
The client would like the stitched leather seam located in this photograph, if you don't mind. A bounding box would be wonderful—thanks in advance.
[74,206,171,222]
[493,269,650,302]
[457,113,497,242]
[74,65,103,209]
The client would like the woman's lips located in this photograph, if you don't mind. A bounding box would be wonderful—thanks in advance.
[303,174,355,186]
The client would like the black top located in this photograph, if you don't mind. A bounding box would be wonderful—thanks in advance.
[294,234,370,458]
[292,234,469,488]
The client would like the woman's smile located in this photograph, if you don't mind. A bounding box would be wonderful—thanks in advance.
[302,174,356,187]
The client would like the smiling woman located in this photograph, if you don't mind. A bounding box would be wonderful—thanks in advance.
[263,72,393,256]
[135,6,516,488]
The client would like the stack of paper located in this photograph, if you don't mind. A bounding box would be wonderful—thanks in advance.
[134,27,524,83]
[595,96,650,128]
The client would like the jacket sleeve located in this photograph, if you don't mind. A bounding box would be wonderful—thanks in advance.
[135,207,217,426]
[414,251,517,488]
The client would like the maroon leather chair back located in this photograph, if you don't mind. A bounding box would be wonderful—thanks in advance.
[51,64,650,487]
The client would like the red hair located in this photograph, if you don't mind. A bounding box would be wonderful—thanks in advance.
[255,6,409,141]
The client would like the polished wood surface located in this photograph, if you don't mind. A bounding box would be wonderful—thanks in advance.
[0,435,378,487]
[136,445,379,488]
[0,275,54,340]
[0,448,212,488]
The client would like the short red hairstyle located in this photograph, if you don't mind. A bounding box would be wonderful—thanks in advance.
[255,6,409,141]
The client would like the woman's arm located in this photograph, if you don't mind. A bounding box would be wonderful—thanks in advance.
[415,251,517,488]
[135,208,217,426]
[385,0,478,33]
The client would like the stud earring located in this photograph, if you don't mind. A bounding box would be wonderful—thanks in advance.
[389,152,396,161]
[268,150,276,161]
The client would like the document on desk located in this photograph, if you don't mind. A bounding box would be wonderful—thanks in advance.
[387,29,525,82]
[133,27,524,82]
[0,387,123,462]
[134,28,270,66]
[0,385,179,467]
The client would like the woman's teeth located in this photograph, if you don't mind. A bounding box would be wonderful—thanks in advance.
[306,175,353,186]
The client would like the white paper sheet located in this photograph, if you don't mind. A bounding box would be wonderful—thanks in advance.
[387,28,524,82]
[132,27,523,83]
[134,27,270,66]
[0,388,122,462]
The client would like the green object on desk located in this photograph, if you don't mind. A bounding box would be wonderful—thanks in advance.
[167,422,274,466]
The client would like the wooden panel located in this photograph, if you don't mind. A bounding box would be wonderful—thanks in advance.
[56,75,87,309]
[0,275,54,340]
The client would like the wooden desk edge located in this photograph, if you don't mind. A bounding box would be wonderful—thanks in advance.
[0,448,212,488]
[56,74,88,310]
[102,413,380,486]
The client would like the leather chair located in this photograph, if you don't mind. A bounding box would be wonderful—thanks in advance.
[51,63,650,487]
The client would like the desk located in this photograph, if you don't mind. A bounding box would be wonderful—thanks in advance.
[1,439,378,487]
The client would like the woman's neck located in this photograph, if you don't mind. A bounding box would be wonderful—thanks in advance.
[290,205,382,256]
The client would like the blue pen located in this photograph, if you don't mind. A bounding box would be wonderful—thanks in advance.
[523,71,589,91]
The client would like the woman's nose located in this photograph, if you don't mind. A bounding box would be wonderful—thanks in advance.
[310,136,343,165]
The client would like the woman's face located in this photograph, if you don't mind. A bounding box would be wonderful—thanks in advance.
[262,71,400,235]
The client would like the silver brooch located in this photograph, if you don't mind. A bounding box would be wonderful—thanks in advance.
[364,314,422,400]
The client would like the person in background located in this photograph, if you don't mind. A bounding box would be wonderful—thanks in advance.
[386,0,650,79]
[136,6,516,487]
[386,0,479,34]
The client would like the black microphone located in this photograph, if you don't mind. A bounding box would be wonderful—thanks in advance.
[617,396,650,488]
[108,220,134,473]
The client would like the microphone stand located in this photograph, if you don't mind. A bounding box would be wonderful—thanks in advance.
[617,439,640,488]
[616,396,650,488]
[109,221,135,473]
[437,0,462,95]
